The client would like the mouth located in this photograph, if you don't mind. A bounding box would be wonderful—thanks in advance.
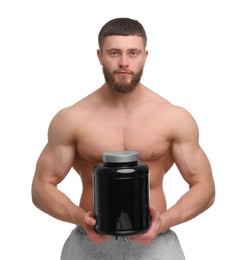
[114,71,132,77]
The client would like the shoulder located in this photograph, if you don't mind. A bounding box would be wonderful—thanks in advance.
[51,90,101,124]
[48,90,102,136]
[165,104,199,142]
[143,86,197,119]
[162,102,196,122]
[145,88,193,117]
[147,89,199,140]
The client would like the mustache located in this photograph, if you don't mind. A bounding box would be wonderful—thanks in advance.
[113,69,133,74]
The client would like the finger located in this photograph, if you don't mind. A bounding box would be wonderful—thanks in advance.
[149,205,158,215]
[129,233,153,245]
[84,211,96,226]
[129,206,160,244]
[149,205,160,221]
[86,226,112,243]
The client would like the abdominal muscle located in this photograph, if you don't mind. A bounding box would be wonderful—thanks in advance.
[79,180,167,215]
[76,161,169,215]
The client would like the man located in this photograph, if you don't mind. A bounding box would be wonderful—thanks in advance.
[32,18,215,259]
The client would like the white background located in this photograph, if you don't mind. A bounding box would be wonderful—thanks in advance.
[1,0,239,259]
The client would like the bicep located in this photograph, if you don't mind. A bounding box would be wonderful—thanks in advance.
[34,143,75,185]
[33,109,76,186]
[173,143,212,186]
[171,109,212,185]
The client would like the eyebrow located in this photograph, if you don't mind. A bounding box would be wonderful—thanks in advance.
[106,48,142,53]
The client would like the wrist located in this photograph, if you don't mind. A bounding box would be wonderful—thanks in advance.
[70,206,87,227]
[158,212,173,233]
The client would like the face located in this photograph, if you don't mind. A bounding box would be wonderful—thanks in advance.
[97,35,148,94]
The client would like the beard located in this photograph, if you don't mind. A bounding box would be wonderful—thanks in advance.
[102,66,144,94]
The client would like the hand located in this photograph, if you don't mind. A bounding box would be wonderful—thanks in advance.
[84,211,112,243]
[129,205,161,244]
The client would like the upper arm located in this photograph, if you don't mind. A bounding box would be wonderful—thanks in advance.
[33,108,76,187]
[171,107,213,187]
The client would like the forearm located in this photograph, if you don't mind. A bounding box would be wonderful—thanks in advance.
[159,182,215,232]
[32,182,86,227]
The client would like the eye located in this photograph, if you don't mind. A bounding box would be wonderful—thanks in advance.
[109,50,120,57]
[129,50,140,57]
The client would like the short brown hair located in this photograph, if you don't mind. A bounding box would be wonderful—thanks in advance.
[98,18,147,49]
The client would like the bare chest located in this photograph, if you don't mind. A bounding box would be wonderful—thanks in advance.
[75,111,171,165]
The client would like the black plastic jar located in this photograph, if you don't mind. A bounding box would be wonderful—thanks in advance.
[93,151,150,236]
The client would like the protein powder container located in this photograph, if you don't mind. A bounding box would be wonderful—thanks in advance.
[93,151,150,236]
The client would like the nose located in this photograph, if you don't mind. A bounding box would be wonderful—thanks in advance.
[118,54,129,68]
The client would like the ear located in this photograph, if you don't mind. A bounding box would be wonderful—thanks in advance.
[144,50,148,62]
[97,49,103,65]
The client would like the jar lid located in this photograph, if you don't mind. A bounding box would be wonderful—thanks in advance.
[103,151,139,163]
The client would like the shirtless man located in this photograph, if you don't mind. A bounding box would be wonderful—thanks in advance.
[31,18,215,260]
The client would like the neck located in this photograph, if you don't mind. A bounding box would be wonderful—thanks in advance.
[101,83,145,108]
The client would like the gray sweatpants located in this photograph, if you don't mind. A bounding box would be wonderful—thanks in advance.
[61,226,185,260]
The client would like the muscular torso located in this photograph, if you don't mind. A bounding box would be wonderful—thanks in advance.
[68,87,176,214]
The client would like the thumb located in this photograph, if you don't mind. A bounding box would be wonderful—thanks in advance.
[149,205,160,221]
[85,211,96,226]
